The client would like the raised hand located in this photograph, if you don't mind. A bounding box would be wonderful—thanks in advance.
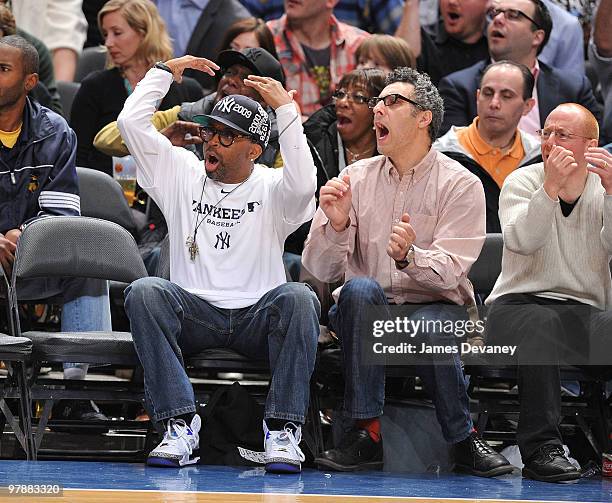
[163,55,220,84]
[585,146,612,194]
[543,145,578,199]
[319,175,352,232]
[386,213,416,262]
[243,75,297,110]
[160,121,204,147]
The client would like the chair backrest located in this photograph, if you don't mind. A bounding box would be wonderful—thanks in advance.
[13,216,147,284]
[468,233,503,297]
[56,81,81,122]
[77,167,137,233]
[156,234,170,280]
[75,46,107,83]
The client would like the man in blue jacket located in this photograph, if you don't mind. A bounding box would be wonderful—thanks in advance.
[437,0,601,137]
[0,35,111,419]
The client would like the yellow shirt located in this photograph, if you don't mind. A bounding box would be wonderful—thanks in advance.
[456,118,524,188]
[0,123,22,148]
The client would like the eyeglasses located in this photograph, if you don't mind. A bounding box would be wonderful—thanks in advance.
[368,93,425,110]
[486,6,541,28]
[332,89,370,105]
[199,126,253,147]
[535,128,593,142]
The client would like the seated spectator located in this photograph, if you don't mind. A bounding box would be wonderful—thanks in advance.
[267,0,370,117]
[118,55,320,471]
[396,0,490,86]
[9,0,87,81]
[0,36,111,419]
[287,68,385,281]
[302,67,512,477]
[438,0,600,137]
[218,16,278,60]
[70,0,203,176]
[434,61,541,231]
[484,103,612,482]
[589,0,612,145]
[355,34,415,74]
[152,0,250,91]
[0,4,62,114]
[94,47,286,169]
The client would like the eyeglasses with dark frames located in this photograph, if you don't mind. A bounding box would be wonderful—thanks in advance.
[535,128,594,142]
[368,93,425,110]
[199,126,253,147]
[486,6,541,29]
[332,89,371,105]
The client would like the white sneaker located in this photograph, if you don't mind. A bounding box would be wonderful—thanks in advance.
[147,414,201,467]
[263,420,305,473]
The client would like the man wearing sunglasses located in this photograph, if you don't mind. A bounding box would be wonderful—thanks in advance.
[118,55,320,473]
[484,103,612,482]
[303,67,512,477]
[438,0,601,138]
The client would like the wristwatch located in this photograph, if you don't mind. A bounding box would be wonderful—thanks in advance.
[153,61,173,74]
[395,244,415,269]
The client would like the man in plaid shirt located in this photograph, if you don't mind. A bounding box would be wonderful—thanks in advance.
[267,0,370,117]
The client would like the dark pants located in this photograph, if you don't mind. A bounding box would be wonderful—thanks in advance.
[485,293,612,460]
[327,277,473,444]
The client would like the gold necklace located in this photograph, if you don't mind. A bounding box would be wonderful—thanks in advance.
[345,144,375,164]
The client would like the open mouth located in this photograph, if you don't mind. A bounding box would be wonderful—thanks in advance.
[337,116,353,129]
[489,29,505,40]
[447,11,461,21]
[205,152,221,172]
[375,123,390,142]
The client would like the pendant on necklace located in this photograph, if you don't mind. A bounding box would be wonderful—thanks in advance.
[186,235,199,261]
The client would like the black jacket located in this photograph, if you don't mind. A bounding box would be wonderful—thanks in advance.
[0,98,79,234]
[70,68,203,176]
[438,59,603,136]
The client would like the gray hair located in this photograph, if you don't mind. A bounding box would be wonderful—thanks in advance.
[385,67,444,143]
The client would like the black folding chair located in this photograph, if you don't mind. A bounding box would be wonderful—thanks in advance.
[0,265,34,460]
[7,216,147,456]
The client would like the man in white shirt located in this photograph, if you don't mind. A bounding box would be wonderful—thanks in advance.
[117,56,320,473]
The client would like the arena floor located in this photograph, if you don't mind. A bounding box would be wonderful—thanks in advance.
[0,460,610,502]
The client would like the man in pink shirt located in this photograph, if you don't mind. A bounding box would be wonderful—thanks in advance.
[302,67,512,476]
[267,0,370,117]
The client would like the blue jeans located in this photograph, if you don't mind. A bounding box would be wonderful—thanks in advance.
[328,277,473,443]
[16,277,111,374]
[124,277,321,424]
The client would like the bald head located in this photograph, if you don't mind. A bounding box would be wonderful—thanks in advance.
[554,103,599,140]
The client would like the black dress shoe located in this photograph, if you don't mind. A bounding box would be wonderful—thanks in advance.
[454,432,514,477]
[522,444,580,483]
[315,428,383,472]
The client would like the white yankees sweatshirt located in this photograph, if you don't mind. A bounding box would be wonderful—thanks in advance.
[118,68,316,308]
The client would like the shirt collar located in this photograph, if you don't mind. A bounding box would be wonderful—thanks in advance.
[467,117,523,158]
[383,148,437,184]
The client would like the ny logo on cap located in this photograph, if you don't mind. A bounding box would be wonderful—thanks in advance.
[217,96,236,114]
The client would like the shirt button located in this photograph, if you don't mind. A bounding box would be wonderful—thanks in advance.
[394,272,399,277]
[400,191,404,195]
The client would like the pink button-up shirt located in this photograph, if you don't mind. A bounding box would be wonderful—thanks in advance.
[302,150,486,306]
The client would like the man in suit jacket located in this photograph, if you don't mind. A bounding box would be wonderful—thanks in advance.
[155,0,251,91]
[438,0,601,137]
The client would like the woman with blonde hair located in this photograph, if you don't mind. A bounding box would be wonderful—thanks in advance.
[70,0,202,175]
[355,34,416,74]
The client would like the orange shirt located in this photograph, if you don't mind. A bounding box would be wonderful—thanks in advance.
[456,118,524,188]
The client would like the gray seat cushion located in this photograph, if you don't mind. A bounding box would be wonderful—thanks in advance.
[23,331,137,366]
[0,334,32,357]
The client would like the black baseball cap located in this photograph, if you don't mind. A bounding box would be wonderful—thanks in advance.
[193,94,272,149]
[218,47,285,87]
